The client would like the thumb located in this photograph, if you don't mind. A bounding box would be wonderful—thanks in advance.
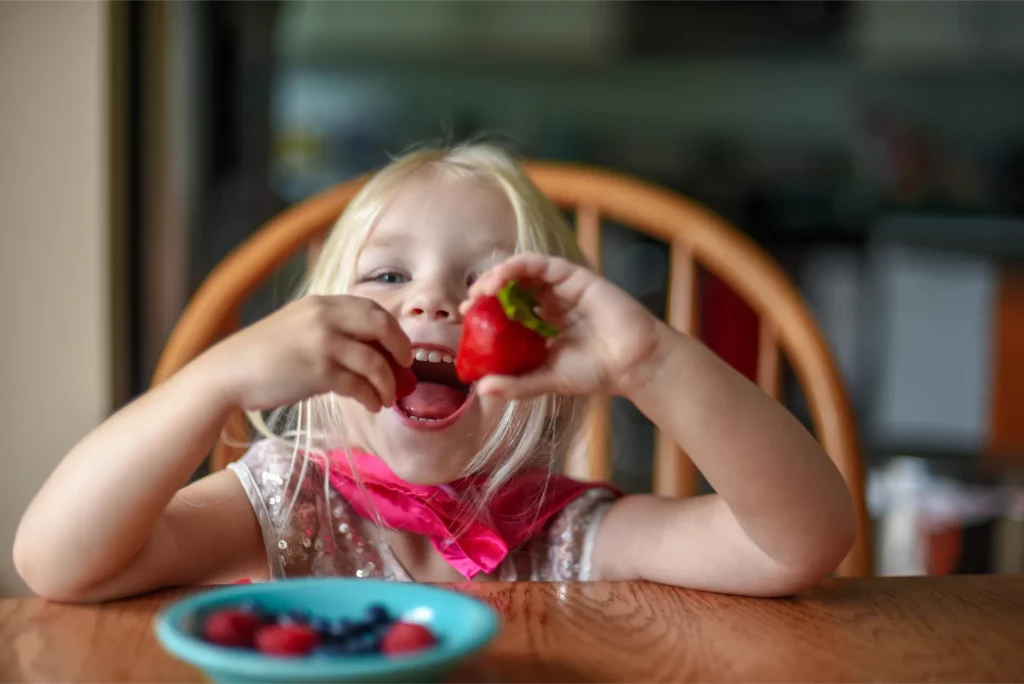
[475,369,560,400]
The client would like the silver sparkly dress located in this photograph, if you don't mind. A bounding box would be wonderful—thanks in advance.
[228,440,617,582]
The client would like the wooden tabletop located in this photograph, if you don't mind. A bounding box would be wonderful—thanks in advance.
[2,576,1023,683]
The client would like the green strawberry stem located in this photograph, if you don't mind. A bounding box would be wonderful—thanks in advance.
[497,280,558,338]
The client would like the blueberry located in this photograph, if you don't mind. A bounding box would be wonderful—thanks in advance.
[308,616,329,635]
[325,618,355,642]
[349,619,373,637]
[313,643,350,657]
[348,634,380,655]
[237,600,268,623]
[366,604,392,626]
[276,610,310,626]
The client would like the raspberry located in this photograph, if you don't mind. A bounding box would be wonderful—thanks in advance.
[254,624,319,656]
[202,609,261,648]
[381,622,437,655]
[369,342,417,399]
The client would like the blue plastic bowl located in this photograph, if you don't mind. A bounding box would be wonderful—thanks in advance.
[154,578,499,683]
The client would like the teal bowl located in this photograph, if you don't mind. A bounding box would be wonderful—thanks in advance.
[154,578,499,683]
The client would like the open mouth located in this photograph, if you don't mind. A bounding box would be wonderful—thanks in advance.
[394,345,473,429]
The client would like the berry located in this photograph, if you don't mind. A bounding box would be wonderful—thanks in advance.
[325,618,355,643]
[202,609,261,648]
[369,342,417,399]
[456,280,557,384]
[236,600,268,623]
[366,604,392,626]
[350,634,381,654]
[277,610,310,626]
[237,599,260,613]
[254,624,319,657]
[308,616,329,635]
[381,622,437,655]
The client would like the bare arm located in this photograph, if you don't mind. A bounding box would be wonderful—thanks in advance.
[593,325,857,596]
[12,357,266,601]
[14,295,412,602]
[468,254,857,597]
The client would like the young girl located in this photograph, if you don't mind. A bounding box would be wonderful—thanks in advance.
[14,144,856,602]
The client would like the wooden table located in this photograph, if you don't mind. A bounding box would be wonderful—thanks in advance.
[2,576,1023,682]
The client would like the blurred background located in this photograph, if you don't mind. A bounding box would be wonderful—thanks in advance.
[2,0,1023,594]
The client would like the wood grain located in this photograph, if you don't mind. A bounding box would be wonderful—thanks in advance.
[2,577,1022,683]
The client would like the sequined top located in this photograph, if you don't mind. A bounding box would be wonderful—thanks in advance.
[228,440,617,581]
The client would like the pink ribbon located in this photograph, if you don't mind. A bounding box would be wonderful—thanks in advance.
[322,449,618,579]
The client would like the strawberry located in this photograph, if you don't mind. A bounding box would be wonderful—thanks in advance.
[202,608,261,648]
[368,341,417,399]
[254,624,319,656]
[456,280,557,384]
[380,622,437,655]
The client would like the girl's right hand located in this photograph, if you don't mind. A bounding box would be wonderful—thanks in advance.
[203,295,413,413]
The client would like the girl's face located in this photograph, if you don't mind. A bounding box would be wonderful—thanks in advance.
[345,172,517,484]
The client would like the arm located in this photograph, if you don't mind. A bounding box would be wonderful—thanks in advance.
[594,324,857,596]
[467,254,857,597]
[13,356,266,602]
[14,295,412,602]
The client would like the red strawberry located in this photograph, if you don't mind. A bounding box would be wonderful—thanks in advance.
[381,621,437,655]
[202,608,261,648]
[456,280,557,384]
[369,341,417,399]
[254,624,319,656]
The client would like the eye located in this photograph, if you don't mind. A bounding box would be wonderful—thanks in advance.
[366,270,408,285]
[466,272,479,287]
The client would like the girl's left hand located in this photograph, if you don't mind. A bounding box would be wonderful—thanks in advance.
[461,253,667,399]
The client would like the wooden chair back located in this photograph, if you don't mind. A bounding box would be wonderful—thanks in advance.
[152,162,872,577]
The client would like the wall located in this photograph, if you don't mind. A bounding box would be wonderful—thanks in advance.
[0,1,110,595]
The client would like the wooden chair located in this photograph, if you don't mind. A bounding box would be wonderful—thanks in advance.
[152,162,872,577]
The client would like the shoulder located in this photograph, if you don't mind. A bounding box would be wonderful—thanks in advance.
[229,439,299,484]
[226,440,323,578]
[227,440,304,529]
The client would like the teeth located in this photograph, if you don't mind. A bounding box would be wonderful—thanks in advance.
[409,416,440,423]
[412,347,453,364]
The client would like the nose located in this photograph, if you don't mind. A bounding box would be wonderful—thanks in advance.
[404,279,461,322]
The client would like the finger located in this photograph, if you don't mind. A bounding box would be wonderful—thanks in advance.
[533,289,568,325]
[475,368,560,400]
[328,368,383,413]
[330,337,396,407]
[322,296,412,366]
[470,254,590,306]
[468,253,570,298]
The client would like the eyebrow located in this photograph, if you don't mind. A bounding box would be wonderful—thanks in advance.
[361,232,513,255]
[359,232,405,251]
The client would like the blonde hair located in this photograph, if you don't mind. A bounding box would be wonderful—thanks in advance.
[248,142,588,512]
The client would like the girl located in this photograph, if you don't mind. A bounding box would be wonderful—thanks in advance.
[14,144,856,602]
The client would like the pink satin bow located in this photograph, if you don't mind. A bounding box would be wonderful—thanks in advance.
[321,449,618,579]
